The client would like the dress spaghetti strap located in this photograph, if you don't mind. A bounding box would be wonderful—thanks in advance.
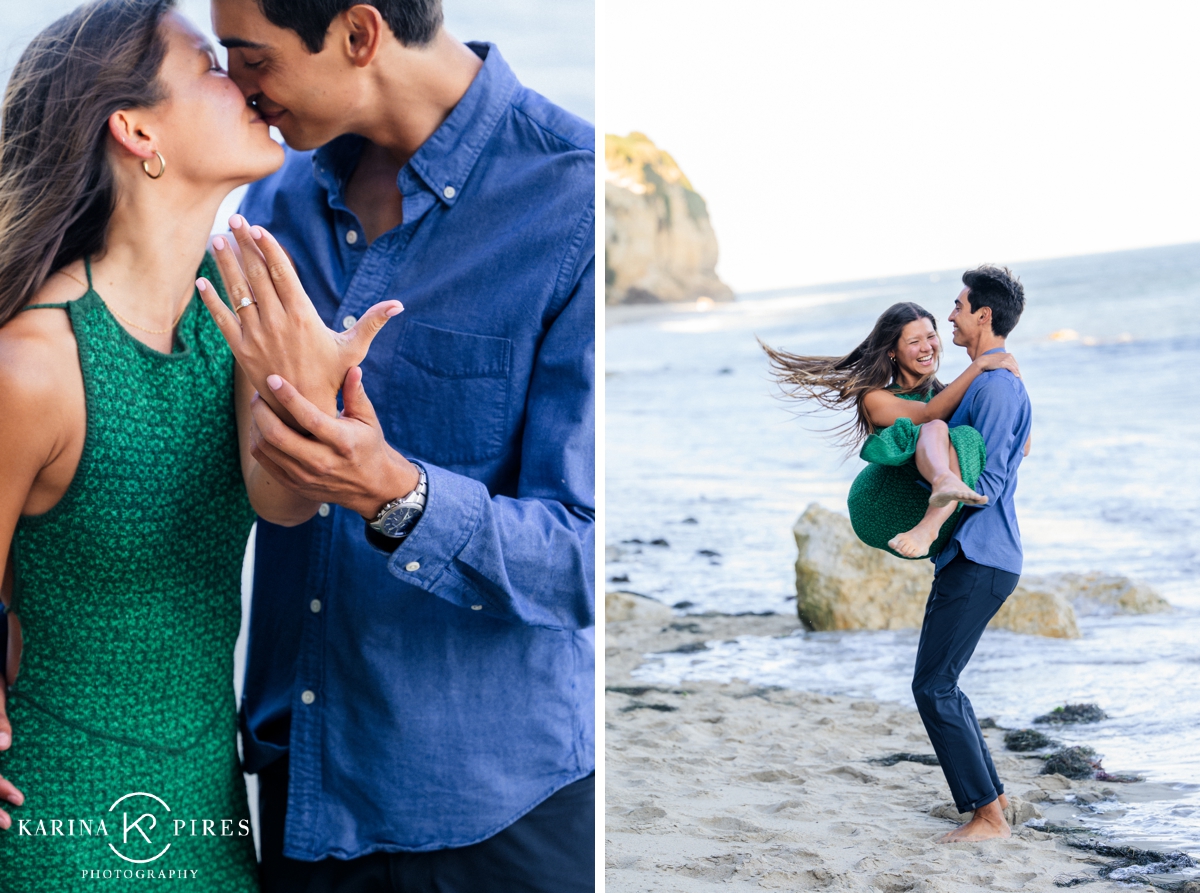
[19,259,92,311]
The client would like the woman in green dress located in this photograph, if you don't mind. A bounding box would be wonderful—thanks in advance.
[0,2,398,889]
[762,301,1021,560]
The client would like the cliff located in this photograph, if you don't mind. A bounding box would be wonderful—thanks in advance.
[604,132,734,306]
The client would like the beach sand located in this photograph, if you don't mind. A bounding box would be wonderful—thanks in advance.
[605,604,1162,892]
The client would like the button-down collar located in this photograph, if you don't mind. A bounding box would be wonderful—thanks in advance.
[310,42,517,212]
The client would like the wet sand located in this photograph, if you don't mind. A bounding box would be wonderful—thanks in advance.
[604,601,1180,891]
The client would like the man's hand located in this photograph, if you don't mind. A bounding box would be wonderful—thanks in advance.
[196,216,403,428]
[975,351,1021,378]
[250,367,420,519]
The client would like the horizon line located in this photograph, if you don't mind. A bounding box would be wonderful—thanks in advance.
[730,239,1200,302]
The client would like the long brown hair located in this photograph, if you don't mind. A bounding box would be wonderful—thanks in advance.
[761,302,945,450]
[0,0,174,328]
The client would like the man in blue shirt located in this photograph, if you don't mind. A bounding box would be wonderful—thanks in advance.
[208,1,594,889]
[913,266,1031,844]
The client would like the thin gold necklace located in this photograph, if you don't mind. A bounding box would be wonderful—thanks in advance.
[57,269,189,336]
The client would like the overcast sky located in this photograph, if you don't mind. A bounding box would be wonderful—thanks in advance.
[603,0,1200,292]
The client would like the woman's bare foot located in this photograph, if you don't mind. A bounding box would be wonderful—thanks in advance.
[888,525,937,558]
[929,473,988,508]
[936,798,1011,843]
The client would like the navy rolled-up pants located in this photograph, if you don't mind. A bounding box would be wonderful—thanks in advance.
[912,552,1019,813]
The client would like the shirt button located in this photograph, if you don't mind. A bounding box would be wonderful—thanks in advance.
[310,599,322,613]
[443,185,456,199]
[345,229,359,245]
[405,561,420,572]
[471,604,483,611]
[317,503,330,517]
[301,690,316,705]
[342,315,356,330]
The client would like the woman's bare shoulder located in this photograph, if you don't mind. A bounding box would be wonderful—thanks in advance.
[0,269,86,410]
[861,387,898,408]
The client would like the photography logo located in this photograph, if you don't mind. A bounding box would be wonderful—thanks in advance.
[107,792,171,864]
[17,787,250,881]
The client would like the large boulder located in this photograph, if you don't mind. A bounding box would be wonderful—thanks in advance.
[991,584,1080,639]
[1021,571,1170,617]
[792,504,1083,639]
[604,132,734,306]
[606,590,673,625]
[792,503,931,631]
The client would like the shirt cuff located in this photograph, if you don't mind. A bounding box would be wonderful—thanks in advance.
[382,462,487,607]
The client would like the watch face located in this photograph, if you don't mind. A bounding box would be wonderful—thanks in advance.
[380,505,421,537]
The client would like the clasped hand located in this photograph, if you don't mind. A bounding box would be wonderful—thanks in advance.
[196,216,419,519]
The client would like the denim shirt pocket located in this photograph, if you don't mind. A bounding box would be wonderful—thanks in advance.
[385,320,512,466]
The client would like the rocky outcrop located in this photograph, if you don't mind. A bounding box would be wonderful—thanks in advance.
[792,503,932,632]
[792,504,1171,639]
[1026,572,1170,617]
[991,584,1080,639]
[606,590,673,625]
[605,132,734,306]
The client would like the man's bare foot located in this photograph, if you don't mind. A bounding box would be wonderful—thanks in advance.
[929,474,988,508]
[936,799,1011,843]
[888,526,937,558]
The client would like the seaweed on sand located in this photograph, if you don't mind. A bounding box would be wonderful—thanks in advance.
[868,753,941,767]
[620,702,677,713]
[1041,746,1100,780]
[1005,728,1057,751]
[1034,703,1108,724]
[1055,841,1197,888]
[1070,840,1196,879]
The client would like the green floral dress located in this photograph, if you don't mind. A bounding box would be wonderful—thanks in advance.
[846,390,986,560]
[0,257,258,892]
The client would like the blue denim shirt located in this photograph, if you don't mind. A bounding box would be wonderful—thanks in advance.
[236,43,595,859]
[934,348,1032,576]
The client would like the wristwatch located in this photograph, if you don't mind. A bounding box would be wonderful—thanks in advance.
[368,467,427,540]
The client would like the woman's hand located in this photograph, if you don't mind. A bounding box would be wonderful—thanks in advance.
[975,351,1020,378]
[0,628,23,830]
[0,684,24,831]
[196,216,402,430]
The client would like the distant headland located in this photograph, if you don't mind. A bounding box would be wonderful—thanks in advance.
[605,132,734,306]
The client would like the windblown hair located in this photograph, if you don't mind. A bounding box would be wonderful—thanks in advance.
[257,0,443,53]
[761,302,945,451]
[962,264,1025,337]
[0,0,174,329]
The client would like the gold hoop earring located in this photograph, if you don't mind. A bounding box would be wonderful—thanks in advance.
[142,151,166,180]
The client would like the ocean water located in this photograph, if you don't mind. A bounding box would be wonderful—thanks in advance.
[606,242,1200,855]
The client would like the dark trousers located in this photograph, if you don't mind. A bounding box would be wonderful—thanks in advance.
[911,552,1019,813]
[259,758,594,893]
